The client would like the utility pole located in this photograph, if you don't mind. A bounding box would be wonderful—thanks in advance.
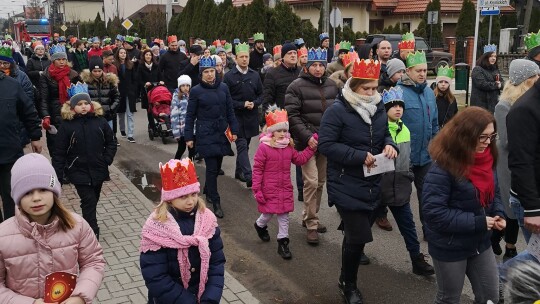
[322,0,329,33]
[166,0,172,37]
[523,0,534,36]
[116,0,119,18]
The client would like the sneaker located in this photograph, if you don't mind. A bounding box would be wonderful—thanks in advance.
[412,253,435,276]
[113,136,120,146]
[120,131,127,137]
[376,217,393,231]
[306,229,319,245]
[253,223,270,242]
[127,137,136,143]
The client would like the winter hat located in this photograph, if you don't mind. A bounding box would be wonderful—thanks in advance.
[386,58,406,78]
[265,105,289,132]
[67,82,92,108]
[281,43,297,60]
[11,153,62,205]
[177,75,192,87]
[88,55,104,70]
[263,53,272,63]
[159,158,200,202]
[508,59,540,85]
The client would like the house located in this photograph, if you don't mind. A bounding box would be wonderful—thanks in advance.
[103,0,187,23]
[126,3,184,21]
[43,0,104,23]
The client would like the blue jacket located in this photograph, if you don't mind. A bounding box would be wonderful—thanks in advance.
[184,79,239,158]
[422,163,505,262]
[140,209,225,304]
[318,94,396,211]
[223,66,263,139]
[397,74,438,166]
[171,90,189,139]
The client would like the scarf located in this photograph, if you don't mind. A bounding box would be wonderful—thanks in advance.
[48,64,71,104]
[0,68,10,77]
[139,208,217,301]
[342,78,381,125]
[259,132,290,149]
[145,62,153,69]
[467,147,495,207]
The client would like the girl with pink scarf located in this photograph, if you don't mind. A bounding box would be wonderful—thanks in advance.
[140,158,225,303]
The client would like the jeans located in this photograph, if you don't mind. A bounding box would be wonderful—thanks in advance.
[256,213,290,239]
[433,249,499,304]
[301,153,327,230]
[0,162,15,222]
[118,96,134,137]
[412,163,431,233]
[235,137,252,179]
[509,195,532,243]
[74,182,103,235]
[204,156,223,204]
[388,203,421,258]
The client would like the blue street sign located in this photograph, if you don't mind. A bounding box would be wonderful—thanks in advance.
[481,7,500,15]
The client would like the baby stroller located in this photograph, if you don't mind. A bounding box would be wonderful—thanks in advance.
[147,84,173,144]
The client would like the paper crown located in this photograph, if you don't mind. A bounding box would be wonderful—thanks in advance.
[4,34,13,40]
[398,32,415,50]
[382,86,404,105]
[339,41,352,51]
[59,36,66,42]
[437,66,455,79]
[81,37,88,42]
[0,44,13,62]
[91,36,99,43]
[406,51,427,67]
[525,30,540,51]
[200,56,216,68]
[103,37,111,45]
[208,45,216,55]
[141,39,147,45]
[159,158,200,201]
[235,42,249,54]
[116,34,124,41]
[319,32,329,41]
[483,44,497,54]
[352,59,381,80]
[70,37,77,44]
[54,33,59,37]
[124,35,135,44]
[265,105,289,132]
[295,38,305,45]
[297,47,308,57]
[212,39,221,47]
[233,38,240,44]
[168,35,177,44]
[253,32,265,41]
[224,42,233,52]
[273,45,282,56]
[49,44,66,55]
[308,47,327,62]
[341,52,356,67]
[67,82,89,99]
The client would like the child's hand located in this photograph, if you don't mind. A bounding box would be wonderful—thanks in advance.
[33,299,45,304]
[61,296,85,304]
[254,191,266,204]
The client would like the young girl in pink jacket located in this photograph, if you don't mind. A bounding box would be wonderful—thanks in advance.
[252,106,316,259]
[0,153,105,304]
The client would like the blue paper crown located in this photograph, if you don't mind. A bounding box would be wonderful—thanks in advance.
[295,38,305,45]
[49,44,66,55]
[319,33,329,41]
[67,82,89,99]
[116,34,125,41]
[91,36,100,43]
[59,36,66,42]
[199,56,216,68]
[307,48,327,62]
[233,38,240,44]
[382,86,404,105]
[483,44,497,54]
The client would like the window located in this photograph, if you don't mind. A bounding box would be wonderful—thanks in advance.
[172,0,178,3]
[401,22,411,32]
[343,18,353,29]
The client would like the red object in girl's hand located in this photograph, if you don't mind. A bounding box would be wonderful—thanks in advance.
[495,74,500,82]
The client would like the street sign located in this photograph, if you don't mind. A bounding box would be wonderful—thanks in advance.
[329,7,342,28]
[428,11,438,24]
[122,19,133,31]
[60,24,67,32]
[478,0,509,8]
[481,6,500,15]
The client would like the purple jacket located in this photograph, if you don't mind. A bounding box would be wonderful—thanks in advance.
[252,143,315,214]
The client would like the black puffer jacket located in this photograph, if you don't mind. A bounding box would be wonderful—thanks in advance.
[471,65,503,113]
[262,63,300,110]
[39,66,80,124]
[80,69,120,121]
[284,70,339,150]
[52,102,117,185]
[158,50,188,91]
[26,54,51,88]
[138,62,162,109]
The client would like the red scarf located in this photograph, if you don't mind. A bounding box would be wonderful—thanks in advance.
[48,64,71,104]
[467,147,495,207]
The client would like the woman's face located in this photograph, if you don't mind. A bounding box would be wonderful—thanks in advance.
[203,49,210,57]
[201,68,216,83]
[144,52,152,63]
[354,80,379,96]
[489,53,497,65]
[54,58,67,68]
[476,122,496,153]
[35,47,45,56]
[437,80,450,92]
[179,84,190,94]
[170,193,198,212]
[119,49,127,60]
[215,63,223,74]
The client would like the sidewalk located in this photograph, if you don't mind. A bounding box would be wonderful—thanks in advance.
[55,156,260,303]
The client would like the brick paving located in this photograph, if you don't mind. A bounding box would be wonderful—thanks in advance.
[57,160,260,303]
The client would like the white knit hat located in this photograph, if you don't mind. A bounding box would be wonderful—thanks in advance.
[177,75,191,87]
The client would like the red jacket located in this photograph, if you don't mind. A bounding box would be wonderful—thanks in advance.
[87,47,103,59]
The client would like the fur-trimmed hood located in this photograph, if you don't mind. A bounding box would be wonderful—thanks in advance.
[329,70,348,89]
[80,69,119,86]
[61,101,104,120]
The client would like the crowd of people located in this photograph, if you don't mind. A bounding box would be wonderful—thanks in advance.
[0,28,540,304]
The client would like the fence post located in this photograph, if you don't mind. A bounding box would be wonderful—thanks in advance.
[445,37,457,66]
[466,36,475,66]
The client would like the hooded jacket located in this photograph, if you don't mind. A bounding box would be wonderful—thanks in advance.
[328,70,348,89]
[39,66,79,124]
[80,69,120,121]
[25,53,51,88]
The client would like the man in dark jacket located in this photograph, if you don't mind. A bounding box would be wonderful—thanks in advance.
[507,78,540,235]
[319,33,334,63]
[223,43,263,187]
[158,36,189,92]
[0,72,42,222]
[249,33,265,72]
[262,43,299,111]
[178,45,203,88]
[285,47,339,244]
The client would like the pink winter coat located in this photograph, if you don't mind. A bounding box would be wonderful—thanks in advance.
[252,143,315,214]
[0,210,105,303]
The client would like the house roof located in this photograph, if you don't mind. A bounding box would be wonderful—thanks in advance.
[390,0,514,14]
[127,4,183,19]
[233,0,370,6]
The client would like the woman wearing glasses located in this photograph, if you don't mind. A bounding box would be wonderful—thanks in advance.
[422,106,505,304]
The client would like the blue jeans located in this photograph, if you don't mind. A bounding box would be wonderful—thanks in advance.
[118,96,135,137]
[235,137,252,179]
[389,203,421,258]
[509,195,532,243]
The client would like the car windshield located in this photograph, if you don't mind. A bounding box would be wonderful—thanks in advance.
[416,39,429,51]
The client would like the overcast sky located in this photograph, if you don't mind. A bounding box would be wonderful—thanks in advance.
[0,0,27,19]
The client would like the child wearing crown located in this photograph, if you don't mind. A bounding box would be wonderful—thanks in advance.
[52,82,117,240]
[252,106,316,259]
[140,158,225,304]
[434,67,458,127]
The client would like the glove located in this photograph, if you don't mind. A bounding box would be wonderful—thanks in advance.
[41,116,51,130]
[254,191,266,204]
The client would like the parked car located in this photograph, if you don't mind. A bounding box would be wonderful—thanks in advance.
[364,34,453,74]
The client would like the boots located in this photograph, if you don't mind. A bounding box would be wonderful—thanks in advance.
[254,223,270,242]
[359,252,370,265]
[277,238,292,259]
[338,279,364,304]
[213,202,224,218]
[411,253,435,276]
[340,242,364,303]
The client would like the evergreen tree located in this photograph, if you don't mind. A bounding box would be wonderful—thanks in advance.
[479,15,501,43]
[455,0,476,37]
[342,26,355,42]
[93,13,107,38]
[413,0,443,47]
[107,16,123,38]
[300,19,318,47]
[246,0,268,35]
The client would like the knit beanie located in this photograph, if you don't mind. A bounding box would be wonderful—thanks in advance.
[11,153,62,205]
[177,75,191,87]
[509,59,540,85]
[263,53,272,63]
[88,55,104,70]
[386,58,406,78]
[281,43,297,60]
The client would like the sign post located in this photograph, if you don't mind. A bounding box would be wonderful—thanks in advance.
[60,24,67,34]
[329,7,342,47]
[480,7,500,44]
[427,11,438,47]
[121,19,133,35]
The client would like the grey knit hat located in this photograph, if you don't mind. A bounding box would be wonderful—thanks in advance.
[386,58,406,78]
[509,59,540,85]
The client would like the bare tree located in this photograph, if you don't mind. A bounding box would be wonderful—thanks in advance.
[26,0,43,19]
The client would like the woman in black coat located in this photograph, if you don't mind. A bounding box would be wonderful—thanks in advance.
[471,50,504,113]
[26,44,51,108]
[114,47,138,143]
[138,49,163,131]
[318,67,397,304]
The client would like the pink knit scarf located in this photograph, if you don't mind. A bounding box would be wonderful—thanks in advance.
[259,131,290,149]
[139,208,217,301]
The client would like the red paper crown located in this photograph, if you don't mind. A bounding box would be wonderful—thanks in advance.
[160,159,198,192]
[342,53,353,67]
[352,59,381,80]
[265,108,288,128]
[167,35,177,44]
[273,45,282,56]
[398,40,415,50]
[297,47,308,57]
[212,39,221,47]
[221,40,227,46]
